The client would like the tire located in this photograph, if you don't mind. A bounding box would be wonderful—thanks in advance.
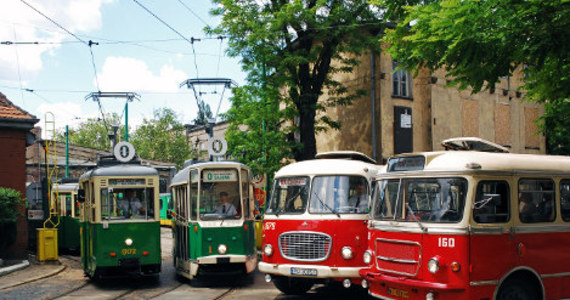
[497,277,541,300]
[272,276,314,295]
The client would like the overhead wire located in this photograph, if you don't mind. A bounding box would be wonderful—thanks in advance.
[175,0,211,27]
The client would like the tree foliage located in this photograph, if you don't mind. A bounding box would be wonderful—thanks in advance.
[376,0,570,101]
[0,188,23,224]
[537,100,570,155]
[56,114,125,151]
[211,0,382,162]
[130,108,190,169]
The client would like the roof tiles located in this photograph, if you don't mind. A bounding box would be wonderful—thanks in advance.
[0,92,36,120]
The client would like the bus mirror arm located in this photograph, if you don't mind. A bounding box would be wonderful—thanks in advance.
[167,209,173,219]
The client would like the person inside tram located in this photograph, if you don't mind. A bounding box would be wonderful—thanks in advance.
[348,182,368,213]
[519,193,536,222]
[120,190,146,217]
[215,191,237,216]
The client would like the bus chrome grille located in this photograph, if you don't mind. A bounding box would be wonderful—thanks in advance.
[279,231,332,262]
[375,238,421,277]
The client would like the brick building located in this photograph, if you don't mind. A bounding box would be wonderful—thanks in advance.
[0,92,39,259]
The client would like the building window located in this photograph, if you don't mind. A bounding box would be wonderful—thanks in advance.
[392,61,412,98]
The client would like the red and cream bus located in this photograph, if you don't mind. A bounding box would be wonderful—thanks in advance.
[259,151,381,294]
[360,138,570,300]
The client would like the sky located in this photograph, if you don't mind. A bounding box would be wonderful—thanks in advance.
[0,0,246,139]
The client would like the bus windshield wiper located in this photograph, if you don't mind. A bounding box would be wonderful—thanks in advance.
[312,192,340,218]
[406,203,427,233]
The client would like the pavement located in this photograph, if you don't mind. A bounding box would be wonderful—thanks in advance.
[0,255,66,291]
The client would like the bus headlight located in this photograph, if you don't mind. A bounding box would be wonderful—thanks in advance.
[363,250,373,264]
[125,238,133,246]
[218,244,227,254]
[263,244,273,257]
[341,246,353,260]
[427,257,440,274]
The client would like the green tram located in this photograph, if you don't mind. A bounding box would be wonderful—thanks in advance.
[170,161,257,279]
[159,193,173,227]
[53,181,81,251]
[78,158,161,278]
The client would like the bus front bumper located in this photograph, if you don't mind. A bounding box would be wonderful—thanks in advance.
[259,261,362,280]
[360,270,465,299]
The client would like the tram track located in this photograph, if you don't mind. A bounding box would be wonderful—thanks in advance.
[212,286,238,300]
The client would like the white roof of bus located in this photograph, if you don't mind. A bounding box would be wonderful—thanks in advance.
[394,151,570,173]
[274,159,381,178]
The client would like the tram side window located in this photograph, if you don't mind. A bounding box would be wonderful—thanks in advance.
[559,180,570,222]
[190,170,198,220]
[473,181,510,223]
[519,179,555,223]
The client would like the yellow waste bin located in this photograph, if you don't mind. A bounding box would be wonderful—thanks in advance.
[37,228,58,261]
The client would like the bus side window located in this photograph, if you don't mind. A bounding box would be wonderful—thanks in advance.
[560,180,570,222]
[519,179,555,223]
[473,181,510,223]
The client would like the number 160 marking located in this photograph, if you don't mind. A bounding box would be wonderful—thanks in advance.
[438,237,455,248]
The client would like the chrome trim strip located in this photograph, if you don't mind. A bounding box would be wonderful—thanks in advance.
[375,238,421,277]
[513,225,570,234]
[470,226,507,235]
[370,224,469,235]
[377,255,418,264]
[278,231,332,262]
[541,272,570,279]
[470,280,499,287]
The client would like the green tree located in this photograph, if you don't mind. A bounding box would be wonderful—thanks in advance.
[56,113,125,151]
[377,0,570,101]
[538,100,570,155]
[211,0,382,162]
[194,103,213,126]
[0,188,24,252]
[130,108,190,169]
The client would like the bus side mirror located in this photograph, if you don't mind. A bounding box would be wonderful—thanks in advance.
[167,209,172,219]
[78,190,85,203]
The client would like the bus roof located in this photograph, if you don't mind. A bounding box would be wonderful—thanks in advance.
[79,164,158,181]
[387,151,570,174]
[315,151,377,164]
[170,161,250,186]
[275,159,380,178]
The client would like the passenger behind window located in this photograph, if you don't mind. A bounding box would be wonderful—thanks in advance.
[519,193,536,222]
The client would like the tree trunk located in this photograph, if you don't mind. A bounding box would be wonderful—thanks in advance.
[295,105,317,161]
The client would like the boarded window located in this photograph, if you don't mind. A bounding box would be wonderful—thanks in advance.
[494,104,511,146]
[462,100,479,137]
[524,107,540,149]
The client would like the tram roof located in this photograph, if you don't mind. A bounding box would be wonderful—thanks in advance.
[387,151,570,174]
[79,163,158,181]
[274,159,381,178]
[170,161,250,186]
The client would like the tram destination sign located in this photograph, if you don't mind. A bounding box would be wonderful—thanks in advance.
[203,170,237,182]
[388,156,426,172]
[108,178,146,186]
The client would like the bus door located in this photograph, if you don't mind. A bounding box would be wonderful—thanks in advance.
[470,180,516,286]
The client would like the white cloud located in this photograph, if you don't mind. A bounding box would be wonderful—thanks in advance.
[97,56,188,93]
[0,0,112,82]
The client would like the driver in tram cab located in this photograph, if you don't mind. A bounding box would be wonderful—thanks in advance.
[348,182,368,213]
[120,190,146,217]
[215,191,237,216]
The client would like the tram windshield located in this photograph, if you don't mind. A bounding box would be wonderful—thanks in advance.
[199,169,242,220]
[101,187,156,221]
[373,178,467,223]
[267,177,309,214]
[309,176,370,214]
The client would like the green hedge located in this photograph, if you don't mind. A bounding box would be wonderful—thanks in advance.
[0,188,23,223]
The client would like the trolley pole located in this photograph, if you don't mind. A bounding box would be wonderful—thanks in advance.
[65,125,69,178]
[125,102,129,142]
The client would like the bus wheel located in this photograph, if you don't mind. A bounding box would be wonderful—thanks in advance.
[273,276,313,295]
[497,277,540,300]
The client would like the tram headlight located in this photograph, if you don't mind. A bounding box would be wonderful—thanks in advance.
[125,238,133,246]
[427,257,440,274]
[341,246,354,260]
[363,250,373,264]
[218,244,227,255]
[263,244,273,257]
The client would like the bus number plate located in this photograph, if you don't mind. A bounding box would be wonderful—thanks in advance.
[290,267,317,276]
[387,287,409,299]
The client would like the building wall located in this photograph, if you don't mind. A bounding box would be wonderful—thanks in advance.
[315,49,545,163]
[0,129,28,258]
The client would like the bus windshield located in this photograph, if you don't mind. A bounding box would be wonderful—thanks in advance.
[101,187,156,221]
[198,169,241,220]
[373,177,467,223]
[309,176,369,214]
[267,177,309,215]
